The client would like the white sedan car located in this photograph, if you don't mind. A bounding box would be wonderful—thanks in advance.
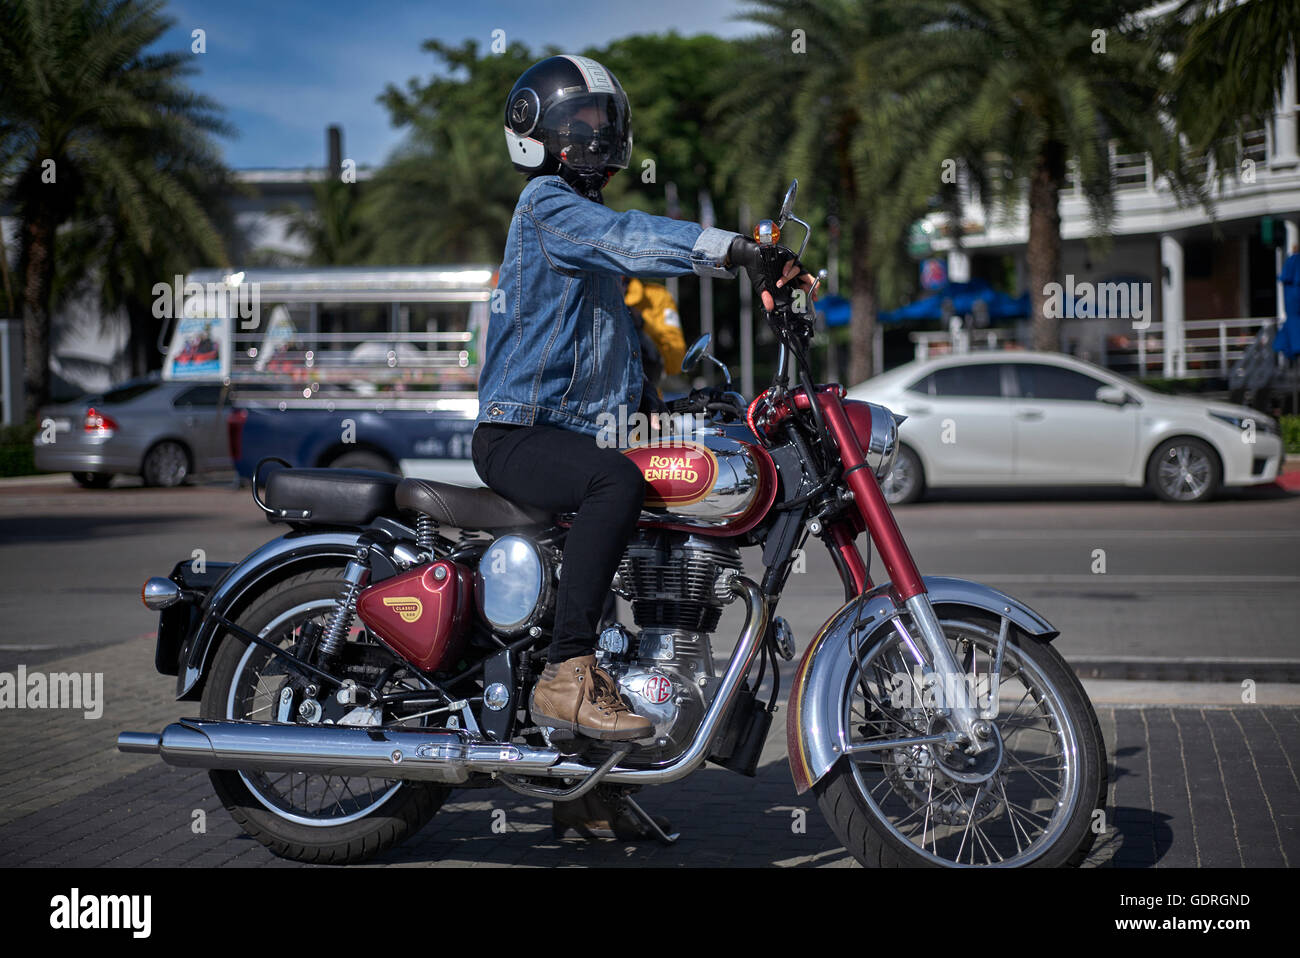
[846,351,1283,504]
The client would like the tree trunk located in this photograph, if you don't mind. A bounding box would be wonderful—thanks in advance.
[848,212,876,385]
[1027,141,1065,352]
[21,211,56,421]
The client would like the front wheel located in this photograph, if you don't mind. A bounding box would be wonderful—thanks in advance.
[200,567,449,863]
[815,615,1106,867]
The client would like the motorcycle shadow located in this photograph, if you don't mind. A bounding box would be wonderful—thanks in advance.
[369,756,855,868]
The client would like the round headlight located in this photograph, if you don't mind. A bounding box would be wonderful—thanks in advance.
[861,402,902,480]
[476,534,552,634]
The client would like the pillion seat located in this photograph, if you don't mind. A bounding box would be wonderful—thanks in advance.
[396,477,551,530]
[263,468,402,525]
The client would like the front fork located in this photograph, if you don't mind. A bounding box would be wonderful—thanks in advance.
[814,392,995,756]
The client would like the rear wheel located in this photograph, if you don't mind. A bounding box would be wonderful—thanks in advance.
[328,450,398,474]
[1147,437,1220,503]
[72,471,113,489]
[142,440,190,487]
[881,445,924,505]
[200,567,449,863]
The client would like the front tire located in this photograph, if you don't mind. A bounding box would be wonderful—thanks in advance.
[815,616,1106,867]
[200,567,449,863]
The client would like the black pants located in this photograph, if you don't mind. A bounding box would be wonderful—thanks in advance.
[471,422,646,662]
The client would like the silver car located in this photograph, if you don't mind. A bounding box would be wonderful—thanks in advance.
[34,376,232,488]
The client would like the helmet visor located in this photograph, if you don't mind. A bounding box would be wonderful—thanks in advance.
[539,93,632,173]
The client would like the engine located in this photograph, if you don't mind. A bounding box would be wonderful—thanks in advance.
[599,531,744,762]
[473,527,744,763]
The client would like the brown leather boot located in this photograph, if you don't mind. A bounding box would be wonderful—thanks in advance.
[530,654,653,741]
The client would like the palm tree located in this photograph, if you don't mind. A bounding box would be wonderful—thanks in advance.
[276,177,372,266]
[0,0,232,417]
[720,0,913,385]
[363,39,530,266]
[1167,0,1300,170]
[887,0,1196,351]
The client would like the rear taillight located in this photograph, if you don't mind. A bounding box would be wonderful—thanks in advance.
[227,408,248,461]
[84,407,118,433]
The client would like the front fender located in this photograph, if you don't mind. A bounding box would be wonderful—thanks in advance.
[174,529,374,701]
[785,576,1057,795]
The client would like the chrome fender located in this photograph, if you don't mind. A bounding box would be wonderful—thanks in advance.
[175,530,376,700]
[785,576,1057,794]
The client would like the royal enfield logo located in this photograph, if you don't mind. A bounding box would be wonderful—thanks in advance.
[383,597,423,623]
[643,675,673,705]
[643,453,699,483]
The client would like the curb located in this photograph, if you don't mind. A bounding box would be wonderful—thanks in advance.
[0,473,73,487]
[1071,657,1300,683]
[1080,678,1300,706]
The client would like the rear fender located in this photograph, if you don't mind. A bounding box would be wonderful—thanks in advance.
[785,576,1057,794]
[174,528,396,701]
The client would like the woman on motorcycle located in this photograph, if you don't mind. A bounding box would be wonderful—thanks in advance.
[473,54,815,740]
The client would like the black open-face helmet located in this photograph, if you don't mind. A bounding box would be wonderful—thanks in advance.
[504,55,632,197]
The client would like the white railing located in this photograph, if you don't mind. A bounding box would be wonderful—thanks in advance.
[1078,316,1280,380]
[906,316,1285,383]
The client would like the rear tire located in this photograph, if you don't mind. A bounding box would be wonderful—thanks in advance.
[1146,437,1220,503]
[142,440,190,487]
[328,450,398,474]
[881,445,925,505]
[200,567,449,864]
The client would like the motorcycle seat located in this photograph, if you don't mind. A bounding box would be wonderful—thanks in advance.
[263,468,401,525]
[396,477,551,530]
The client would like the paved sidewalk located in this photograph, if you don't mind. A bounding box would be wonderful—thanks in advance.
[1,635,1297,867]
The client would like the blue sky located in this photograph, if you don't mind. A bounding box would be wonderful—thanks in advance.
[160,0,754,170]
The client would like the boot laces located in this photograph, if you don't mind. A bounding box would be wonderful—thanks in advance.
[588,666,629,714]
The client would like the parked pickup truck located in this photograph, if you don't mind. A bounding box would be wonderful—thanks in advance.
[228,397,482,484]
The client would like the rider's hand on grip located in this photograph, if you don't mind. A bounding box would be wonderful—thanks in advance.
[728,236,812,313]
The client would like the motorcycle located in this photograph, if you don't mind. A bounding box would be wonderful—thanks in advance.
[120,181,1107,867]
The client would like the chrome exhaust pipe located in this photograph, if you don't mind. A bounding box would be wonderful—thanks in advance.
[116,719,560,785]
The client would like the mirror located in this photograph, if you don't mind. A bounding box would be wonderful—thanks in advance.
[778,180,798,227]
[1095,384,1130,406]
[681,333,712,373]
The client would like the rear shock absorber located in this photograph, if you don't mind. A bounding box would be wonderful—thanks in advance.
[416,514,438,555]
[317,550,369,663]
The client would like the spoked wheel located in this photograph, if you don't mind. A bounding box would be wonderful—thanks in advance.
[200,568,449,863]
[815,616,1106,867]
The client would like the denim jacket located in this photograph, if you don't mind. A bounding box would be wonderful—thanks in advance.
[476,174,739,437]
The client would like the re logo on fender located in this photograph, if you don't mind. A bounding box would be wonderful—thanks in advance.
[383,597,423,623]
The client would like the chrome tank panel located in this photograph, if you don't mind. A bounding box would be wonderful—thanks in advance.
[624,432,765,530]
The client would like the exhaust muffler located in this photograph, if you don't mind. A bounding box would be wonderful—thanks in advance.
[117,719,560,784]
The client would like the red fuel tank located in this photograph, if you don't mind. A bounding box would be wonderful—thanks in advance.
[355,560,472,672]
[623,434,776,535]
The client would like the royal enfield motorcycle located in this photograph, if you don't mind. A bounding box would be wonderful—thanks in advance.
[120,182,1107,867]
